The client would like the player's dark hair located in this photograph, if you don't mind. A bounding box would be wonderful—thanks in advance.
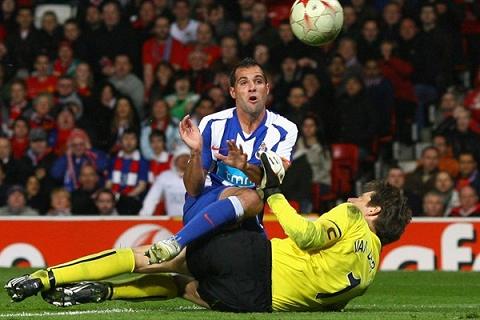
[364,180,412,245]
[229,57,268,87]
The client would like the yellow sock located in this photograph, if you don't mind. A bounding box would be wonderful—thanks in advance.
[111,274,178,300]
[32,249,135,291]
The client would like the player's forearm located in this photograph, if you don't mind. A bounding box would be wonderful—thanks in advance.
[183,150,205,196]
[243,163,263,185]
[267,194,325,250]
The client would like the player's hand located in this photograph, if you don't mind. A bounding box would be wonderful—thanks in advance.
[260,151,285,199]
[179,115,202,153]
[215,140,248,171]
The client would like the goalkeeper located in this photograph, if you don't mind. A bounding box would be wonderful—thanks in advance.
[6,152,411,312]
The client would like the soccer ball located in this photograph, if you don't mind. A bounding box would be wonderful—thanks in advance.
[290,0,344,46]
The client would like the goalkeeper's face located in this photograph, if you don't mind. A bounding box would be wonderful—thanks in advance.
[230,66,270,117]
[348,191,381,218]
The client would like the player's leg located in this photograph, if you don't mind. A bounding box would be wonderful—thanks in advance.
[147,187,263,264]
[5,246,188,302]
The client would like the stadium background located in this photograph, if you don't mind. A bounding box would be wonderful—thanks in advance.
[0,0,479,318]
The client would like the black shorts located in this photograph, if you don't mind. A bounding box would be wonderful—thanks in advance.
[186,228,272,313]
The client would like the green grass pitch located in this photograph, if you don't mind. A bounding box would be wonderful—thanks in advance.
[0,268,479,319]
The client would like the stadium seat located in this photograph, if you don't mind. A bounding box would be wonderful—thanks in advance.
[34,4,76,29]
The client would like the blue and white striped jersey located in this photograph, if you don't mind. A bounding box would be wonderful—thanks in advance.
[198,107,298,187]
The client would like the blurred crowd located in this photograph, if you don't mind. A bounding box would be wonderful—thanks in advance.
[0,0,479,217]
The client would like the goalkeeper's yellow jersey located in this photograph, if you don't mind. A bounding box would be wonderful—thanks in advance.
[267,194,381,312]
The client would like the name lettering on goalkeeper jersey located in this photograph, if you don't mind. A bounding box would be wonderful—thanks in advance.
[354,240,367,253]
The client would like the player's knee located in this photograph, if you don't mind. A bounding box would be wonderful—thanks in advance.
[238,189,263,217]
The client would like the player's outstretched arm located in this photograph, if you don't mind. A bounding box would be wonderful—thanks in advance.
[179,115,205,196]
[261,152,338,250]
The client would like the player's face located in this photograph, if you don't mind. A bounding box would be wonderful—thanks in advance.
[347,191,379,217]
[230,66,269,117]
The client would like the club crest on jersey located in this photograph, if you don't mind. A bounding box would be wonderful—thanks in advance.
[255,142,268,159]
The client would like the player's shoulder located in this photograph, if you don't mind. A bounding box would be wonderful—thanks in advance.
[265,110,297,132]
[325,203,363,222]
[198,107,235,129]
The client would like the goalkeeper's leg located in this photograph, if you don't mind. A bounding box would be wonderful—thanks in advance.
[5,246,188,302]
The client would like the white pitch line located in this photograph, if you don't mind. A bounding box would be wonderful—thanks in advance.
[0,308,142,318]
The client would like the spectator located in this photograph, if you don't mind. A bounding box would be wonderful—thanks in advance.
[211,35,239,73]
[283,86,309,128]
[0,0,17,33]
[131,0,156,43]
[433,92,459,131]
[0,136,28,185]
[74,62,93,98]
[296,114,331,199]
[71,164,99,215]
[107,129,148,215]
[0,185,38,216]
[0,162,8,207]
[165,72,199,121]
[148,62,175,103]
[237,20,255,60]
[434,171,459,216]
[5,7,41,72]
[142,16,189,93]
[47,187,71,216]
[38,10,62,60]
[357,19,382,63]
[94,188,118,215]
[334,75,378,157]
[24,93,55,133]
[89,82,117,152]
[272,56,301,111]
[187,49,214,94]
[55,76,83,114]
[187,22,220,67]
[250,2,280,49]
[206,3,236,40]
[170,0,199,45]
[49,108,76,156]
[25,54,57,99]
[25,175,49,215]
[139,146,188,216]
[422,191,445,217]
[341,5,361,40]
[381,2,402,41]
[52,42,80,77]
[144,130,172,184]
[2,79,30,132]
[141,99,181,157]
[62,19,88,61]
[456,152,480,194]
[207,85,228,111]
[432,134,459,178]
[363,58,394,137]
[89,1,138,76]
[51,128,108,192]
[386,165,422,216]
[379,39,417,144]
[449,185,480,217]
[189,96,216,127]
[110,96,140,153]
[109,54,145,118]
[82,5,102,39]
[19,128,56,192]
[404,146,440,199]
[10,118,29,159]
[253,43,274,74]
[327,54,347,90]
[350,0,377,23]
[336,37,362,76]
[271,20,309,66]
[447,108,480,160]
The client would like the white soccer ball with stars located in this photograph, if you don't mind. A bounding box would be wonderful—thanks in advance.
[290,0,344,46]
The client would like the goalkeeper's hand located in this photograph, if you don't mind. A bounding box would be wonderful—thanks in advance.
[259,151,284,199]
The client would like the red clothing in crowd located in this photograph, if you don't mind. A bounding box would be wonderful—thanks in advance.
[185,44,221,68]
[449,203,480,217]
[380,57,417,103]
[26,76,57,99]
[10,137,29,159]
[142,37,189,70]
[76,85,91,97]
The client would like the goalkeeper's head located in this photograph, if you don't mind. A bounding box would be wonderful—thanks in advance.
[354,180,412,245]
